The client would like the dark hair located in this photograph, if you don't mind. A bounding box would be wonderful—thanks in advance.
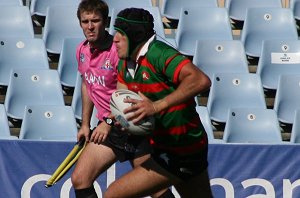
[77,0,109,22]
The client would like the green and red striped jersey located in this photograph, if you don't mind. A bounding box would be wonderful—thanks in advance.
[117,39,207,155]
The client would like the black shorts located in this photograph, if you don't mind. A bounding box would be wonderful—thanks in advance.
[152,145,208,180]
[100,125,152,162]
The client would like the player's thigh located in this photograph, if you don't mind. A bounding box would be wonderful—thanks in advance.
[174,169,213,198]
[105,158,179,198]
[73,142,117,180]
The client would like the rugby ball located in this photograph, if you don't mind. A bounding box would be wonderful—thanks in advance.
[110,89,155,135]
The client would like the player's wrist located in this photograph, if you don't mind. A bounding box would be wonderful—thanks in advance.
[103,117,114,126]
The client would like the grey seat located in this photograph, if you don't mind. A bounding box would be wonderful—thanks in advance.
[19,105,77,141]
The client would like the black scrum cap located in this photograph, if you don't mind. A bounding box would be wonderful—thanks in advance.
[114,8,155,57]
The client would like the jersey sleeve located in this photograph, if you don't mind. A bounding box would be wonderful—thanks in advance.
[149,41,191,85]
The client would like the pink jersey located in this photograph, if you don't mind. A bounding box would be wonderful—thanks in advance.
[76,40,119,121]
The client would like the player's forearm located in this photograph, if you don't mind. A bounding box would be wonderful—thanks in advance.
[81,82,94,128]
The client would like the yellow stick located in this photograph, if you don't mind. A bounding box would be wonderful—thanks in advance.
[45,140,86,188]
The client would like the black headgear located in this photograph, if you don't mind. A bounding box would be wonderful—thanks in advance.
[114,8,155,57]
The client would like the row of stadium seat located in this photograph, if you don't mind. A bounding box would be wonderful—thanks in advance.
[2,3,300,56]
[1,67,300,135]
[2,36,300,92]
[3,101,300,144]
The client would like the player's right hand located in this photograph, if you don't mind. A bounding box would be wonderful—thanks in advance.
[77,125,90,142]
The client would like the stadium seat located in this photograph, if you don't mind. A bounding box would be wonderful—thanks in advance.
[4,68,65,120]
[273,74,300,124]
[19,105,77,141]
[225,0,282,29]
[256,40,300,90]
[30,0,81,17]
[195,106,223,143]
[0,6,34,38]
[0,0,23,6]
[207,73,266,123]
[57,38,83,88]
[175,7,233,56]
[71,72,83,120]
[90,107,99,129]
[240,8,298,58]
[109,7,166,40]
[0,104,18,139]
[104,0,153,16]
[161,0,218,21]
[290,109,300,143]
[192,40,249,81]
[42,5,84,54]
[223,108,282,143]
[0,38,49,87]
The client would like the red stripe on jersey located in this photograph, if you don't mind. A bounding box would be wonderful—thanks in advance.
[155,116,200,135]
[173,59,190,84]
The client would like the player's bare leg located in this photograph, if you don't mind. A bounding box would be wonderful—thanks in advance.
[104,158,179,198]
[129,155,174,198]
[71,142,117,190]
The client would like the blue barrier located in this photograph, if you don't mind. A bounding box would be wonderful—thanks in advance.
[0,140,300,197]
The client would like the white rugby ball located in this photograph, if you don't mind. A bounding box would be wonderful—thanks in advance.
[110,89,155,135]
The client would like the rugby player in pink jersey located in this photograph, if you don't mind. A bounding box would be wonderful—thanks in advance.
[71,0,175,198]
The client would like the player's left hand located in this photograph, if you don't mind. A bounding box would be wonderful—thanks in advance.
[89,122,111,144]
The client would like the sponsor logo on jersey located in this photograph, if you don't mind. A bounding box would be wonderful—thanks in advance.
[100,59,113,71]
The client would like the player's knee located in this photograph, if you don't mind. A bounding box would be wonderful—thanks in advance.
[71,171,81,188]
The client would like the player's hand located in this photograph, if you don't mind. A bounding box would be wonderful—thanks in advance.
[89,122,111,144]
[77,125,90,142]
[123,91,155,124]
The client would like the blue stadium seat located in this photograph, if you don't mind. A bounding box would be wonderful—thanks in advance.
[30,0,81,17]
[290,109,300,143]
[4,68,65,120]
[42,5,84,54]
[19,105,77,141]
[223,108,282,143]
[175,7,233,56]
[225,0,282,28]
[195,106,223,143]
[90,107,99,129]
[240,8,298,58]
[0,104,18,139]
[0,38,49,87]
[57,38,83,88]
[256,40,300,90]
[109,7,166,40]
[0,6,34,38]
[104,0,153,16]
[71,72,82,120]
[207,73,266,123]
[0,0,23,6]
[161,0,218,21]
[273,74,300,124]
[193,40,249,81]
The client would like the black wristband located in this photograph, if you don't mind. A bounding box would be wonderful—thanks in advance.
[103,117,114,126]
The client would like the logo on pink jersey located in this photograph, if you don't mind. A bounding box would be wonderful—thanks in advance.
[100,59,113,71]
[80,53,85,63]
